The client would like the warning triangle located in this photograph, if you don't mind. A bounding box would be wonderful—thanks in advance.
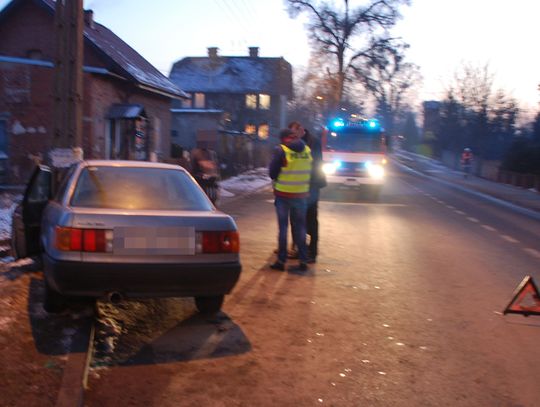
[503,276,540,316]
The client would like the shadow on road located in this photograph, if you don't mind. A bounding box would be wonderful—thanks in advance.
[28,277,94,356]
[118,312,251,366]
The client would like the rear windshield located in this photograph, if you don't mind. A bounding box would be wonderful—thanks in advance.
[325,129,385,153]
[70,166,213,210]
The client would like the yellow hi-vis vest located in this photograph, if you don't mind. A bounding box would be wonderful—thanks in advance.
[274,144,312,195]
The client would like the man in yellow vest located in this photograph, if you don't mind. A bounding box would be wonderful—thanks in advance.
[268,128,313,272]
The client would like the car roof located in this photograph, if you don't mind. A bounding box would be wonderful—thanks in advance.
[79,160,186,171]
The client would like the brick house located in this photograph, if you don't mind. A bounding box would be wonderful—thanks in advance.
[0,0,187,184]
[168,47,293,171]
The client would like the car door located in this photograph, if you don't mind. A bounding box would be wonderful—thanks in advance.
[17,165,52,256]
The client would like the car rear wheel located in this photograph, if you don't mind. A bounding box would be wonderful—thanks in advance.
[43,280,67,313]
[195,295,224,314]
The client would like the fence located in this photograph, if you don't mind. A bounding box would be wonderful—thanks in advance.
[441,149,539,192]
[497,170,540,191]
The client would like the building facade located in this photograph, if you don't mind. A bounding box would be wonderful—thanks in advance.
[168,47,292,149]
[0,0,187,183]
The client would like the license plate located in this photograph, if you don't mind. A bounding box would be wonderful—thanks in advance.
[113,226,195,255]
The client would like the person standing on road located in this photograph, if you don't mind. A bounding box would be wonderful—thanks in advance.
[287,122,326,263]
[301,127,326,263]
[268,128,312,272]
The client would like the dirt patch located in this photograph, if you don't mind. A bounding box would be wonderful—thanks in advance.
[0,258,93,407]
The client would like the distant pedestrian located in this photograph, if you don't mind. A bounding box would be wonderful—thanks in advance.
[461,147,474,179]
[191,141,220,204]
[268,128,312,272]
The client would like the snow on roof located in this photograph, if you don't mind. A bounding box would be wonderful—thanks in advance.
[169,56,293,96]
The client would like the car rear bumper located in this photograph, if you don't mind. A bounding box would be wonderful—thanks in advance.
[43,253,242,298]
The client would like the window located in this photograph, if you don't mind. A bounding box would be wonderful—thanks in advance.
[181,94,192,108]
[71,167,213,210]
[258,124,269,140]
[244,124,256,134]
[245,94,257,109]
[259,94,271,110]
[193,93,205,108]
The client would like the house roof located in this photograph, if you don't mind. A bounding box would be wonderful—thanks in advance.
[169,56,293,97]
[0,0,188,99]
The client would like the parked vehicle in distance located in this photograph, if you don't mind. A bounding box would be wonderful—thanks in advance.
[11,160,242,314]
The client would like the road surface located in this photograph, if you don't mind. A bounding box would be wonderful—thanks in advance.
[81,163,540,406]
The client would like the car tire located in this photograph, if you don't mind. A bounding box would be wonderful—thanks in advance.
[195,295,224,314]
[43,280,67,313]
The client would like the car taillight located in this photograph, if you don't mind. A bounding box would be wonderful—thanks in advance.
[200,231,240,253]
[55,227,112,252]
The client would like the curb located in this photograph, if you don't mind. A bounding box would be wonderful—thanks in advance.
[218,183,272,207]
[55,319,95,407]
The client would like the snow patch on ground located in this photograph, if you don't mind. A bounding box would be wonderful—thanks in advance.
[0,194,21,242]
[220,168,271,196]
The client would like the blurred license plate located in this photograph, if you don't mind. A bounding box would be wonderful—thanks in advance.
[113,226,195,255]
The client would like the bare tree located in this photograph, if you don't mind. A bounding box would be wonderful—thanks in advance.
[438,63,520,159]
[285,0,410,113]
[352,42,421,136]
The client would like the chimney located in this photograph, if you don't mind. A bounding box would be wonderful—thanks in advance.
[84,9,94,29]
[207,47,219,58]
[249,47,259,58]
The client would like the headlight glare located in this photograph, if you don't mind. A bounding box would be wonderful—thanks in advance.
[368,164,385,179]
[322,162,337,175]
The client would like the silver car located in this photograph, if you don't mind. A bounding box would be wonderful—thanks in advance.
[11,160,242,314]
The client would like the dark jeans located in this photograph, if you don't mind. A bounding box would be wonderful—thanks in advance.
[291,188,319,258]
[306,201,318,258]
[274,196,308,263]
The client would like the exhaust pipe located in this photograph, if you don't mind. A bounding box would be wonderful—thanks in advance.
[107,292,124,304]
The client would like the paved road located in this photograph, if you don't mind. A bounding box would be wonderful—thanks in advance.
[84,163,540,406]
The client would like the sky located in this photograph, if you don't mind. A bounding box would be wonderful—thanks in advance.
[1,0,539,116]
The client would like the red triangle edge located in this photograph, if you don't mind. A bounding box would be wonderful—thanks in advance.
[503,276,540,316]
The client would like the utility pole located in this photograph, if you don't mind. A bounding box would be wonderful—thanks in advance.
[51,0,84,169]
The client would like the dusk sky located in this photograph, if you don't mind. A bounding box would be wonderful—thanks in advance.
[1,0,539,116]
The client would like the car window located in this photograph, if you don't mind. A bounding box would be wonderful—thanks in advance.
[27,169,51,203]
[70,166,213,210]
[53,165,77,202]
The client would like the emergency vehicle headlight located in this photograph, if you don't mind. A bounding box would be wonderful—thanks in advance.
[368,164,385,179]
[322,162,338,175]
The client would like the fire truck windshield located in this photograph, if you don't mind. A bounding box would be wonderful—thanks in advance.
[325,128,384,153]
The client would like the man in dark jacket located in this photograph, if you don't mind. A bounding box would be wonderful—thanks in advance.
[268,128,312,272]
[287,122,326,263]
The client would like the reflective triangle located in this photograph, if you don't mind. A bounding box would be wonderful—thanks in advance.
[503,276,540,316]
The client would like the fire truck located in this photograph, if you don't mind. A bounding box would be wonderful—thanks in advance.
[321,117,387,197]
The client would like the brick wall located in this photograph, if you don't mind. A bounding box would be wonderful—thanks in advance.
[0,61,54,183]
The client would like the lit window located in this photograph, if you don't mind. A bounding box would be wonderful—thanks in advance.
[259,94,271,110]
[258,124,269,139]
[245,124,256,134]
[181,94,192,108]
[246,94,257,109]
[194,93,205,108]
